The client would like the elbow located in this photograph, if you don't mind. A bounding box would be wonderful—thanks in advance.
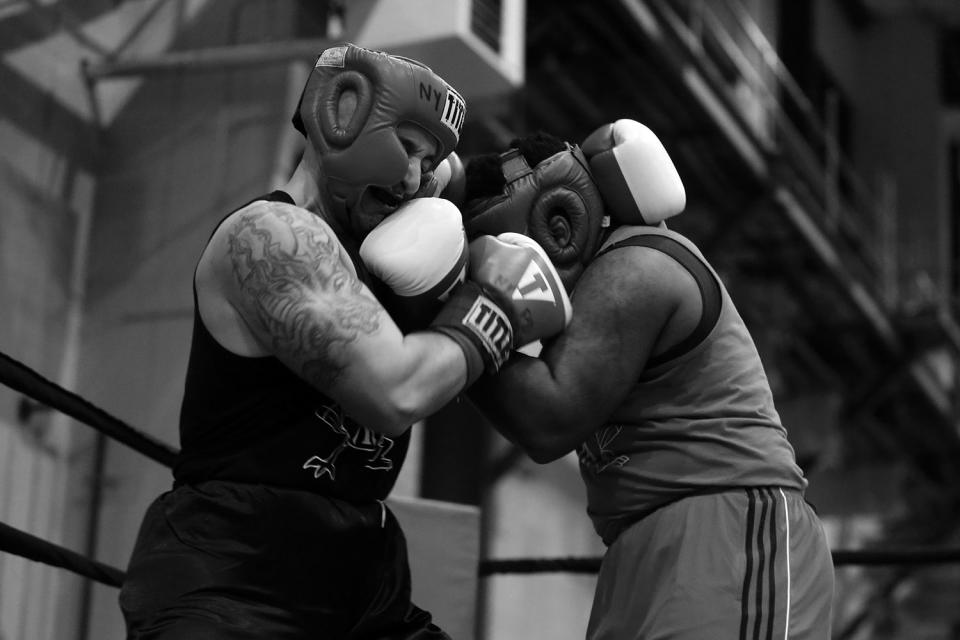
[526,445,566,465]
[344,391,418,438]
[373,415,416,438]
[484,408,584,465]
[513,430,575,465]
[368,405,419,438]
[372,387,430,437]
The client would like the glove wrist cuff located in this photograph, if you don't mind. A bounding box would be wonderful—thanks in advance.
[429,327,484,386]
[430,281,513,378]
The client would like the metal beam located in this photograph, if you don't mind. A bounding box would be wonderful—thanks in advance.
[84,38,331,80]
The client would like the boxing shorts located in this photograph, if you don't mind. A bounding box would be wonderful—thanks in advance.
[119,481,449,639]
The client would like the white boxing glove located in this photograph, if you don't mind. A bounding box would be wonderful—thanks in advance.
[360,197,468,330]
[581,119,686,226]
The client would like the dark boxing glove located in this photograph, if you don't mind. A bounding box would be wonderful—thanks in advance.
[430,232,572,385]
[464,140,606,293]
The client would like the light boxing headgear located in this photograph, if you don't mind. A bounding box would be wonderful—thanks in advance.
[293,43,466,215]
[464,141,606,292]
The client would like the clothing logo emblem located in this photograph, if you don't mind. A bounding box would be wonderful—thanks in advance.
[578,425,629,475]
[303,405,394,480]
[440,86,465,139]
[316,46,347,68]
[513,259,554,302]
[463,296,511,367]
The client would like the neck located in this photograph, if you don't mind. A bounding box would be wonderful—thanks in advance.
[280,161,323,210]
[279,157,356,248]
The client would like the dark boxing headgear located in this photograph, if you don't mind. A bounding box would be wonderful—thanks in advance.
[464,142,606,292]
[293,43,466,214]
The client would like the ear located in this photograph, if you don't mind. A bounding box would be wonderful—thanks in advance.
[317,70,373,147]
[527,186,593,291]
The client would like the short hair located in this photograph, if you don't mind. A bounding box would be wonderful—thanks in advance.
[464,131,567,202]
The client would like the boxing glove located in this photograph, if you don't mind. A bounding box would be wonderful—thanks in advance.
[360,197,468,331]
[415,151,466,207]
[431,232,572,384]
[581,119,686,226]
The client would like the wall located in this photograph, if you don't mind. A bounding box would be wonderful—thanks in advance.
[0,25,99,640]
[72,3,301,637]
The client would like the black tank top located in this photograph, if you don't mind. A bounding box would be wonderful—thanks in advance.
[174,191,410,502]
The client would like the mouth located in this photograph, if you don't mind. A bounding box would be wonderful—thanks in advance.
[367,186,403,212]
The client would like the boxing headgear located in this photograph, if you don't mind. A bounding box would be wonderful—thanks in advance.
[464,144,606,292]
[293,43,466,215]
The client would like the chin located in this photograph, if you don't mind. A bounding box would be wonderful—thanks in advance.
[352,204,392,239]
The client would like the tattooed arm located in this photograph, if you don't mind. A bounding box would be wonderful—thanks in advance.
[195,200,469,436]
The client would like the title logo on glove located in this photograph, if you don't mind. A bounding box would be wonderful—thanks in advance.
[462,296,511,368]
[514,262,556,302]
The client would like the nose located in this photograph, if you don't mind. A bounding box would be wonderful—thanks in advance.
[402,159,422,196]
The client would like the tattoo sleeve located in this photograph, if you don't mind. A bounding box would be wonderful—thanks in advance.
[226,202,382,388]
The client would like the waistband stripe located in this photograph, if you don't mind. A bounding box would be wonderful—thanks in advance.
[740,487,779,640]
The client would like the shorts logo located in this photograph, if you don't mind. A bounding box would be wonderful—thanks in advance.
[440,86,466,140]
[316,46,347,68]
[464,296,511,367]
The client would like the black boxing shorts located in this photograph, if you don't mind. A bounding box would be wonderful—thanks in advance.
[119,481,449,639]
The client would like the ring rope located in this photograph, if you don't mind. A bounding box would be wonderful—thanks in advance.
[0,521,124,587]
[4,352,960,589]
[0,351,178,467]
[5,532,960,591]
[831,547,960,566]
[477,547,960,576]
[479,556,602,575]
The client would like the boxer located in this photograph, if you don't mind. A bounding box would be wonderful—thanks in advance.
[463,120,836,639]
[119,43,569,639]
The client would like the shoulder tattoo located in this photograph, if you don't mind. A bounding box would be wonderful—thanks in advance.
[226,202,381,387]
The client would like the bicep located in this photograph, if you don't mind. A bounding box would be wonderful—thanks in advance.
[208,202,468,434]
[544,251,671,425]
[220,202,389,387]
[218,203,430,405]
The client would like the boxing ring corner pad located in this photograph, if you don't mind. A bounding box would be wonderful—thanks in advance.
[386,495,481,640]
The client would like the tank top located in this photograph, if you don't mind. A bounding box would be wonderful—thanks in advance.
[174,191,409,502]
[577,226,805,544]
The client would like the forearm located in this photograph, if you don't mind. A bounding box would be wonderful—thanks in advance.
[467,354,583,463]
[314,324,472,436]
[386,331,471,420]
